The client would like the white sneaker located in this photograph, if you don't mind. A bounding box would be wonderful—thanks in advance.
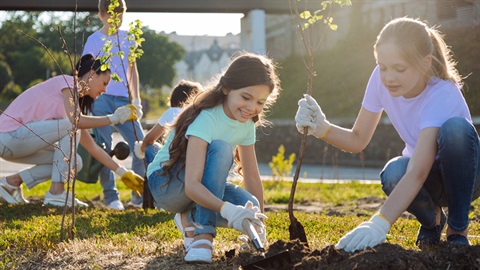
[174,213,194,249]
[44,191,88,207]
[127,200,143,208]
[0,177,28,204]
[107,200,125,210]
[184,239,213,263]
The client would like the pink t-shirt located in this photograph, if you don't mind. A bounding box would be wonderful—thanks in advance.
[362,66,471,157]
[0,75,74,132]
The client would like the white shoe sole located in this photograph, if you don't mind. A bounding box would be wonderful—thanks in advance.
[0,185,17,204]
[44,198,88,207]
[184,239,213,263]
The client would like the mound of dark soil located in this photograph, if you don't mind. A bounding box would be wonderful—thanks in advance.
[237,239,480,270]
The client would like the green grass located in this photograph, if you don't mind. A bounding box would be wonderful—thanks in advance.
[1,180,480,269]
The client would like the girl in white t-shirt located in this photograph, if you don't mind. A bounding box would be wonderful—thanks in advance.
[147,52,281,263]
[133,80,202,163]
[0,54,142,207]
[296,17,479,251]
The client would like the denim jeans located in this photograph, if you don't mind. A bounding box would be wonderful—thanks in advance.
[381,117,480,232]
[0,119,81,188]
[92,94,151,205]
[148,140,259,237]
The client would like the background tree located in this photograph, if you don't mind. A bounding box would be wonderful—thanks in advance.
[137,28,185,90]
[0,11,184,109]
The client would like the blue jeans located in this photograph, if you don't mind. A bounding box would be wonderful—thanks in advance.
[92,94,154,205]
[381,117,480,232]
[148,140,259,237]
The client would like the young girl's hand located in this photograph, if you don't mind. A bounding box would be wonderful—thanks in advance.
[134,141,145,159]
[220,201,266,235]
[335,213,391,252]
[295,94,331,138]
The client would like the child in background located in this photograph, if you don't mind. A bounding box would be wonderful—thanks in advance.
[147,52,281,263]
[82,0,150,210]
[0,54,143,207]
[296,17,479,252]
[134,80,202,164]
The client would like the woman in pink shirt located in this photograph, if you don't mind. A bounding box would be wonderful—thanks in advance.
[0,54,143,207]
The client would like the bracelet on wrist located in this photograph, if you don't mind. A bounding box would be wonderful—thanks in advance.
[376,212,391,225]
[319,124,332,139]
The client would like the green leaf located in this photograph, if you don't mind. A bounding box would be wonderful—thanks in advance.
[111,73,121,82]
[299,11,312,19]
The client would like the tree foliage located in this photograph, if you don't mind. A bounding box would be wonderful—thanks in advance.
[138,28,185,89]
[0,11,184,102]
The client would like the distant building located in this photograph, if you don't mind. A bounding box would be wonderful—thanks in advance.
[264,0,480,60]
[165,0,480,86]
[167,33,241,85]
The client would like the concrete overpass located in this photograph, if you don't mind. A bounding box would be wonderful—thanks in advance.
[0,0,319,54]
[0,0,323,14]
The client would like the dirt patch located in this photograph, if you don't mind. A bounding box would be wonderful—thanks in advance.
[236,239,480,269]
[238,196,478,270]
[11,196,480,269]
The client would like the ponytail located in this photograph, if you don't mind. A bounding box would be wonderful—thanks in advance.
[428,28,462,86]
[74,54,110,114]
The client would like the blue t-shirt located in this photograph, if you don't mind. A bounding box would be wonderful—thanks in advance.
[82,30,135,97]
[147,104,256,177]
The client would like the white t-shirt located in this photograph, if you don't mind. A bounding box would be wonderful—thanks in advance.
[147,104,256,177]
[362,66,471,157]
[158,107,183,126]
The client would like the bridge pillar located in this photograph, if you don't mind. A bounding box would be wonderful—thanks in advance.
[241,9,266,55]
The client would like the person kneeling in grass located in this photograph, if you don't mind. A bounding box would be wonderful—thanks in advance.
[296,17,479,251]
[0,54,144,207]
[147,52,281,263]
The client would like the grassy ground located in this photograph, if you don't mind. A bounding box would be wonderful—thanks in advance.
[1,180,480,269]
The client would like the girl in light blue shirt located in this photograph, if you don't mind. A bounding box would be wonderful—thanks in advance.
[147,52,281,263]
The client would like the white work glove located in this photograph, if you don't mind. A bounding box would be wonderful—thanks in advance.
[335,213,391,252]
[134,141,145,159]
[295,94,331,138]
[115,166,144,197]
[132,98,143,120]
[245,199,267,245]
[220,201,266,235]
[107,104,137,125]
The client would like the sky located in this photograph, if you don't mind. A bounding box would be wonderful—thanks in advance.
[121,12,243,36]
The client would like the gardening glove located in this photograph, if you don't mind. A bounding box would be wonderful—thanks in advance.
[244,199,268,246]
[220,201,266,235]
[336,213,391,252]
[295,94,331,138]
[107,104,138,125]
[132,98,143,120]
[115,166,144,197]
[134,141,145,159]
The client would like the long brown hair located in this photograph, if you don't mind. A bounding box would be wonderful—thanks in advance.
[161,52,281,180]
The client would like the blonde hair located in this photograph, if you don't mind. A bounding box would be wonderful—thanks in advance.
[374,17,462,86]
